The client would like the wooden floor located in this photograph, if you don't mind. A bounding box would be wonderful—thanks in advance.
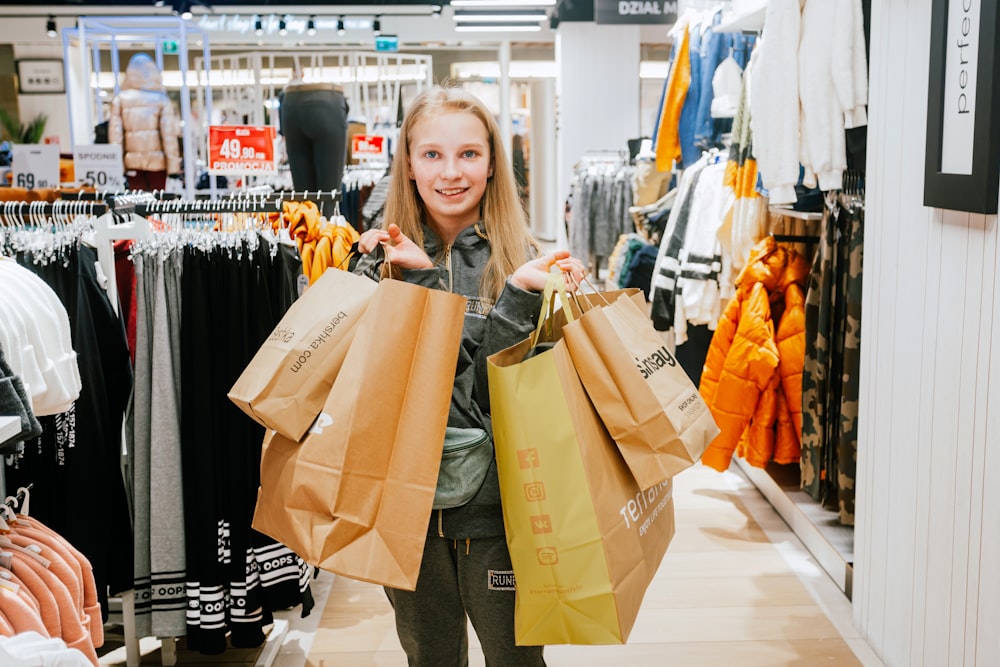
[98,464,883,666]
[292,464,884,667]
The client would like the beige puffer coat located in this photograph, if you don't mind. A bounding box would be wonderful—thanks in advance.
[108,54,181,174]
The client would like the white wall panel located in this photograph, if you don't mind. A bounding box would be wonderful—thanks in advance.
[554,22,641,247]
[856,0,1000,665]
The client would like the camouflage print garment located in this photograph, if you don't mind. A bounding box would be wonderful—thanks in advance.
[837,205,863,525]
[800,200,863,525]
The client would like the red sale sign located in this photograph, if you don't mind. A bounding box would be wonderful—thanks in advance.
[208,125,277,175]
[351,135,387,161]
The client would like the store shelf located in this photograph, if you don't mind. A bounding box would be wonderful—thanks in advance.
[734,456,854,598]
[0,416,19,444]
[256,619,289,667]
[715,3,766,34]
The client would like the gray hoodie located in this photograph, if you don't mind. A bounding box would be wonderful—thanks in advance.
[354,222,542,539]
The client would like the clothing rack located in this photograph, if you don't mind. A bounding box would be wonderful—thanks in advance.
[0,200,109,222]
[772,233,821,243]
[577,149,630,166]
[108,190,341,217]
[4,482,32,510]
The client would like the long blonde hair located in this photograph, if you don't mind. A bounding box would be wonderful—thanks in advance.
[382,85,540,301]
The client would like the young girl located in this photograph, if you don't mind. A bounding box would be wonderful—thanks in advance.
[353,86,585,666]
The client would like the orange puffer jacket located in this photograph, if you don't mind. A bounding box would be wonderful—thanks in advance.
[699,236,809,472]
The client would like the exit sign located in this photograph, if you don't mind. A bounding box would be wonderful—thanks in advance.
[375,35,399,52]
[163,40,178,54]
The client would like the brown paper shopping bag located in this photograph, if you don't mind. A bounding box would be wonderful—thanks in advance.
[228,267,377,441]
[252,279,466,590]
[563,292,720,489]
[487,274,675,645]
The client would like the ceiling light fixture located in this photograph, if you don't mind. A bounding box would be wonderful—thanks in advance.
[254,15,263,35]
[431,4,443,18]
[172,0,193,20]
[153,0,166,7]
[451,0,556,6]
[337,16,346,36]
[46,15,57,37]
[278,16,287,35]
[453,10,548,22]
[454,22,544,32]
[373,16,382,35]
[307,16,317,36]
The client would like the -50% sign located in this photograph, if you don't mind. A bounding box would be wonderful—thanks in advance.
[208,125,276,175]
[73,144,125,191]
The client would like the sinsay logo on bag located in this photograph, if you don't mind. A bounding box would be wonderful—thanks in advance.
[309,413,333,434]
[634,345,678,378]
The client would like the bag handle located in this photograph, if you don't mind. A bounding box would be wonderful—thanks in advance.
[530,269,574,347]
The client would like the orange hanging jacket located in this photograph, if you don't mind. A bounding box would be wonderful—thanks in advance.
[699,237,809,471]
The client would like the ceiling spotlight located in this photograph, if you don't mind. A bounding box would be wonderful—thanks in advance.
[153,0,165,7]
[254,15,263,35]
[431,4,443,17]
[307,16,317,36]
[278,16,287,35]
[373,16,382,36]
[46,15,57,37]
[173,0,193,20]
[337,16,345,36]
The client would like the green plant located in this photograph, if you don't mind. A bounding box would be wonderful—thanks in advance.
[0,108,47,143]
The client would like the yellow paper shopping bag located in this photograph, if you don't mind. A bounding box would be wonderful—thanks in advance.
[487,274,675,645]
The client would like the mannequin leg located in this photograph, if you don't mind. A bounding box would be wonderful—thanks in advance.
[280,88,349,206]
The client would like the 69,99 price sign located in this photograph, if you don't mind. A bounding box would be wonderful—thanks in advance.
[11,144,59,190]
[208,125,277,175]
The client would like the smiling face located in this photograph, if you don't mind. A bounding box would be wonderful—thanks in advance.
[407,109,494,237]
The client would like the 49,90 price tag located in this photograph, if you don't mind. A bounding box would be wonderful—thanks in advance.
[11,144,60,190]
[208,125,277,175]
[73,144,125,191]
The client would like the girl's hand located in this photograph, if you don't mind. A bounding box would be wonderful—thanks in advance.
[360,224,434,269]
[358,228,389,254]
[510,250,587,293]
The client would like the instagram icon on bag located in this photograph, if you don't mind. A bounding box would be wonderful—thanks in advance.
[523,482,546,502]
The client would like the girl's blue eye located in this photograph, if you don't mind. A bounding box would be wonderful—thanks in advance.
[463,150,478,158]
[424,150,438,158]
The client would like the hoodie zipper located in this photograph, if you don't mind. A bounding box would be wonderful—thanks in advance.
[438,242,458,538]
[445,244,454,293]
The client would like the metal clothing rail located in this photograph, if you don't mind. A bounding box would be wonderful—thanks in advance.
[0,200,109,223]
[108,190,341,217]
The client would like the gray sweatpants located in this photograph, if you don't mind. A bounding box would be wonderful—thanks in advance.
[385,534,546,667]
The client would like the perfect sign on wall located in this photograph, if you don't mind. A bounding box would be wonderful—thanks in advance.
[923,0,1000,214]
[595,0,678,24]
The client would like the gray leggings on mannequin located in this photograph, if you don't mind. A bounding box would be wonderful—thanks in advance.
[281,86,349,197]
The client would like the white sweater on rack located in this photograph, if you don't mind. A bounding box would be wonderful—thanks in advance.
[798,0,869,191]
[749,0,803,205]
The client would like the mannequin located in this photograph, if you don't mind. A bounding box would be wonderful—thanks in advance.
[108,53,180,192]
[279,79,349,202]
